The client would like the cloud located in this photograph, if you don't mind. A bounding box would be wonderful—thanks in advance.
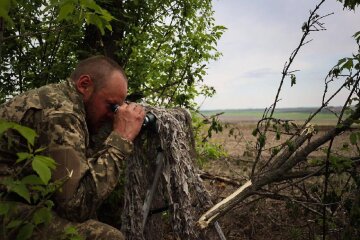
[241,68,278,79]
[198,0,360,109]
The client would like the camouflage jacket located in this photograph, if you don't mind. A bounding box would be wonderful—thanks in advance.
[0,79,133,222]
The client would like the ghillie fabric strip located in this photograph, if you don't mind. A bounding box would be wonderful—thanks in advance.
[120,108,219,240]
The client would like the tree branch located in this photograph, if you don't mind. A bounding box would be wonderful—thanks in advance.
[251,0,328,177]
[198,102,360,228]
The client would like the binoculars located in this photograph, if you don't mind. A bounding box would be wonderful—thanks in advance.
[110,104,156,128]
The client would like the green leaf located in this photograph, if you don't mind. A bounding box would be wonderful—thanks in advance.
[33,207,52,225]
[86,13,105,35]
[0,202,10,215]
[64,226,83,240]
[12,124,37,146]
[0,0,14,25]
[353,31,360,43]
[258,134,266,147]
[21,175,44,185]
[308,158,323,166]
[331,68,340,77]
[104,22,112,32]
[276,131,281,140]
[337,58,347,66]
[252,128,258,136]
[338,0,360,10]
[32,155,56,184]
[34,155,56,169]
[58,2,75,20]
[64,226,78,235]
[1,176,13,186]
[272,147,279,156]
[6,220,23,229]
[45,200,54,209]
[16,223,34,240]
[80,0,99,11]
[290,74,296,87]
[3,178,31,203]
[342,58,353,70]
[286,140,295,151]
[11,182,31,203]
[330,155,353,172]
[34,147,47,153]
[31,185,46,193]
[16,152,33,163]
[0,0,11,14]
[0,120,14,135]
[350,132,357,145]
[99,9,115,22]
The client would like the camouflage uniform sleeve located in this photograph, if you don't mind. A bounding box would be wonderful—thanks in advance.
[37,113,133,222]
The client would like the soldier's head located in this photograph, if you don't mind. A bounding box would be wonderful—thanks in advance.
[71,55,128,133]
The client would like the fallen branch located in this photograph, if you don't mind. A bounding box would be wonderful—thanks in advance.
[198,102,360,228]
[199,170,242,187]
[198,180,253,229]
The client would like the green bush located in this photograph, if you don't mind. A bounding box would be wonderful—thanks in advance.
[0,120,81,240]
[191,112,227,167]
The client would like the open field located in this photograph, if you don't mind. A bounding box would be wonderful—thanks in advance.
[201,108,341,125]
[199,112,357,239]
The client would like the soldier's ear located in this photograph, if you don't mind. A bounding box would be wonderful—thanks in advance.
[76,75,94,101]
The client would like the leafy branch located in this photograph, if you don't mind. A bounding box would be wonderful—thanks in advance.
[0,120,78,239]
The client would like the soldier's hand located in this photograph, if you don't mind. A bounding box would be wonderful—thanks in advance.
[113,102,145,142]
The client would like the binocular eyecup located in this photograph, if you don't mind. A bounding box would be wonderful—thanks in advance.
[142,112,156,128]
[111,104,156,129]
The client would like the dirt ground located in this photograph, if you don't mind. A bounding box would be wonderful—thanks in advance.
[200,118,356,240]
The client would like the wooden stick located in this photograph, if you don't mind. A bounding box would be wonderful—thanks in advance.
[198,180,252,229]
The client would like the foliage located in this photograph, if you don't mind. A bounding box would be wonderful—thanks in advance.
[1,1,224,237]
[0,0,224,108]
[337,0,360,9]
[0,120,81,239]
[54,0,115,35]
[192,112,227,166]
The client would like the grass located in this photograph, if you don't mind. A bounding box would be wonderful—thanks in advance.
[200,109,340,124]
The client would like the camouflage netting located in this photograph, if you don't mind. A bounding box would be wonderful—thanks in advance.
[119,107,220,239]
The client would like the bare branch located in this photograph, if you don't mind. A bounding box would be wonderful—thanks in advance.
[198,102,360,228]
[251,0,329,177]
[199,170,242,187]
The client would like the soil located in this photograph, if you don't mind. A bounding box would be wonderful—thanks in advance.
[199,118,355,240]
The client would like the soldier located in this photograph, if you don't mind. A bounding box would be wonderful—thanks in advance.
[0,55,145,239]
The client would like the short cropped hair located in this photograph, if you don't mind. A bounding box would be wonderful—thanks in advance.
[70,55,127,89]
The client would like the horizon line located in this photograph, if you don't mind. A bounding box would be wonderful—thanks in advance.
[199,106,343,111]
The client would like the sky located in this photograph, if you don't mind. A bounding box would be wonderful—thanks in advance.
[196,0,360,110]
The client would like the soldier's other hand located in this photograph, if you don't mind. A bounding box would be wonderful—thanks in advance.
[113,102,145,142]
